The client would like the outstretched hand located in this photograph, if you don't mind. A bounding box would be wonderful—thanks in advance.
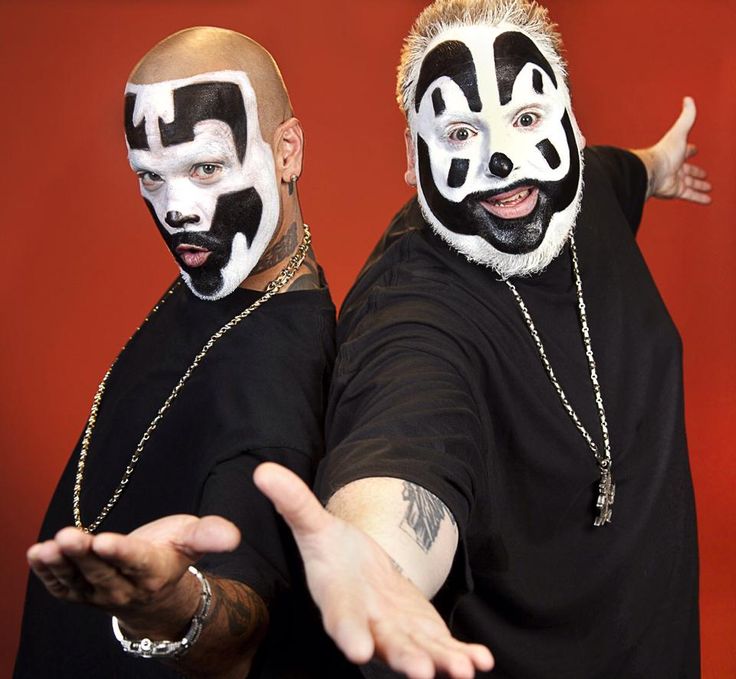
[254,462,494,679]
[27,515,240,635]
[638,96,712,204]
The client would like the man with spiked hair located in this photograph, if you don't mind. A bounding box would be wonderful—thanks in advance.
[256,1,710,677]
[16,27,340,678]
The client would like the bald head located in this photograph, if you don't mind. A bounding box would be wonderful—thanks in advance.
[128,27,292,141]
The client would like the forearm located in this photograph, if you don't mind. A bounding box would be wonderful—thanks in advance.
[326,476,458,598]
[119,574,268,679]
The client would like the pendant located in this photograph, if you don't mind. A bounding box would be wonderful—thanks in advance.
[594,466,615,527]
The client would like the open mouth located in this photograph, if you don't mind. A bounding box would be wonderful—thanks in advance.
[175,244,211,268]
[479,186,539,220]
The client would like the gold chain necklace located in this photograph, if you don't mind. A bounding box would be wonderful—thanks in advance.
[73,224,311,533]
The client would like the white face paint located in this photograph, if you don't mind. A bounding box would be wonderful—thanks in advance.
[409,24,585,278]
[125,70,279,300]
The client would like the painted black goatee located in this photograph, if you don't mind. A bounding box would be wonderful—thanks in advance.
[145,187,263,297]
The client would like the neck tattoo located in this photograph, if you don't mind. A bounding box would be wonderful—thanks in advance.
[505,234,615,527]
[73,224,312,533]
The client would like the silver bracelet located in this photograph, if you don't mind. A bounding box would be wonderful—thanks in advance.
[112,565,213,659]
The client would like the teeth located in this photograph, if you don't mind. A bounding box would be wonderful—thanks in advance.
[493,189,530,206]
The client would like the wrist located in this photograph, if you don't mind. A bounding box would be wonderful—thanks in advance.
[117,565,203,640]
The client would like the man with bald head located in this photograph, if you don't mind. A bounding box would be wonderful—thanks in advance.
[15,27,335,678]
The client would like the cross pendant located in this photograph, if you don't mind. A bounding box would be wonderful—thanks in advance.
[594,467,615,527]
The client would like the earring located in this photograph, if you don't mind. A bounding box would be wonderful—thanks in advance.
[288,174,298,195]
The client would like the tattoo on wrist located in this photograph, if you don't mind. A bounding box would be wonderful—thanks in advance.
[208,579,268,643]
[400,481,455,553]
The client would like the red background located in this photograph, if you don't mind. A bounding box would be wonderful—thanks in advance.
[1,1,734,676]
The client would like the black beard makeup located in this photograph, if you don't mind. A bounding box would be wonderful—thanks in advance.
[126,71,280,300]
[410,25,585,278]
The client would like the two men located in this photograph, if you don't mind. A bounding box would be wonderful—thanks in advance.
[17,27,337,678]
[257,0,710,677]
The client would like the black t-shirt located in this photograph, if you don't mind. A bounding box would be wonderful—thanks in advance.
[15,282,348,678]
[319,147,700,678]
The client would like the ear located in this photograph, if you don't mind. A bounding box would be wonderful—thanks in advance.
[404,128,417,187]
[273,117,304,184]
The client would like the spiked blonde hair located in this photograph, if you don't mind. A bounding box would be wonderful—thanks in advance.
[397,0,566,115]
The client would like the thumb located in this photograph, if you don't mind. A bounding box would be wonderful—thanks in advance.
[178,515,241,557]
[254,462,331,538]
[668,96,696,141]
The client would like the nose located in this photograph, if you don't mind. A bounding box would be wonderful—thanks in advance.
[165,211,200,229]
[489,152,513,178]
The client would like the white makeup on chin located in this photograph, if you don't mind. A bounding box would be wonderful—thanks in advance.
[125,70,280,300]
[409,24,585,278]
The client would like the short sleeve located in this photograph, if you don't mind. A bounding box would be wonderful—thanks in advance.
[197,446,313,604]
[587,146,649,235]
[318,299,485,534]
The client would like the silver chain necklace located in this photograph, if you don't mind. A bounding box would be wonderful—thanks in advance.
[505,234,615,526]
[73,224,311,533]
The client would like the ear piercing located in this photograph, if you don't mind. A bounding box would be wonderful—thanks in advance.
[288,174,299,195]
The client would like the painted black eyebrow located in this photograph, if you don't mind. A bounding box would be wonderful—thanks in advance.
[494,31,557,106]
[124,93,149,150]
[159,82,248,162]
[415,40,482,113]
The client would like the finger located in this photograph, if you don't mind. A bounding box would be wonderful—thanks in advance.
[28,541,72,598]
[685,143,698,160]
[683,175,712,193]
[408,632,476,679]
[56,529,129,594]
[324,608,375,665]
[683,162,707,178]
[92,532,165,579]
[679,188,712,205]
[254,462,331,537]
[372,622,434,679]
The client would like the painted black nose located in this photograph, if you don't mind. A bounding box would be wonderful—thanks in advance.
[489,152,513,178]
[165,211,200,229]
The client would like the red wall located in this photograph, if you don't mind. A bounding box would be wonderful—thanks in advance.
[1,1,733,676]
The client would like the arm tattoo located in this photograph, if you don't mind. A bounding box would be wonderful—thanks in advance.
[400,481,455,553]
[207,578,269,643]
[251,221,298,274]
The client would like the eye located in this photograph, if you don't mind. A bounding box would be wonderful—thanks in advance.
[515,112,539,128]
[137,171,164,191]
[191,163,223,183]
[448,126,477,143]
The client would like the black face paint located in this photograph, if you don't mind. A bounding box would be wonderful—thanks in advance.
[415,41,482,113]
[157,82,248,162]
[536,139,561,169]
[145,187,263,297]
[418,107,580,255]
[431,88,446,116]
[124,94,149,150]
[447,158,470,188]
[532,69,544,95]
[494,32,557,105]
[489,152,513,178]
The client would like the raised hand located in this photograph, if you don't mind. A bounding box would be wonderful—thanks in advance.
[254,462,494,679]
[27,515,240,635]
[636,96,712,204]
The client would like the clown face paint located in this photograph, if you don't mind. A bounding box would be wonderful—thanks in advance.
[409,25,584,278]
[125,71,279,300]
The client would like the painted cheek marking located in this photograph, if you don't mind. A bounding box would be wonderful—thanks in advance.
[532,69,544,94]
[124,93,149,150]
[432,88,446,116]
[158,82,248,162]
[447,158,470,188]
[494,32,557,105]
[415,40,482,113]
[536,138,561,169]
